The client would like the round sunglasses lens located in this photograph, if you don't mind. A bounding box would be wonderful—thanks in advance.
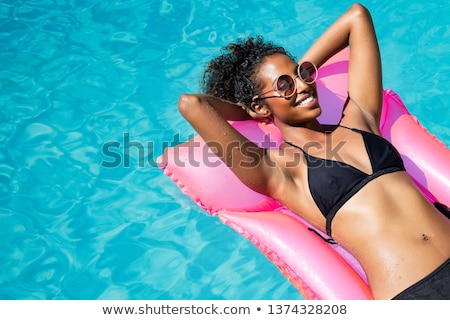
[298,61,318,84]
[276,75,295,96]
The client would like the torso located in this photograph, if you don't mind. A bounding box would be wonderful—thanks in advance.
[268,126,450,299]
[283,125,406,237]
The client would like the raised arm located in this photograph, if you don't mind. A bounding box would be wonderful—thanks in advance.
[300,3,382,131]
[178,93,278,195]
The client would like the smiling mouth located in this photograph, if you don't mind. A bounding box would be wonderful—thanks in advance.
[296,93,315,107]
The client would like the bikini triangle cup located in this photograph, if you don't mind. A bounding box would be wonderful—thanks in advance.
[283,125,406,238]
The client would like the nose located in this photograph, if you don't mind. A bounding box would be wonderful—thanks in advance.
[294,75,309,93]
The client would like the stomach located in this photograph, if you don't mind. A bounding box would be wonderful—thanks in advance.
[330,172,450,299]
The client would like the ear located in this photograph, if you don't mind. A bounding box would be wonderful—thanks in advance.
[250,100,272,119]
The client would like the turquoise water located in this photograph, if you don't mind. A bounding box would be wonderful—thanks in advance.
[0,0,449,300]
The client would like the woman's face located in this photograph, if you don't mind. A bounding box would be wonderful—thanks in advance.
[254,53,321,126]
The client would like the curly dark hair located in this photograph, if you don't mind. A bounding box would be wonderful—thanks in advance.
[201,36,294,107]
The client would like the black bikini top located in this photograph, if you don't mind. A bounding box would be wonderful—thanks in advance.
[284,126,406,238]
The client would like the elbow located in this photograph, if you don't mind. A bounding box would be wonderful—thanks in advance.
[349,3,371,19]
[178,93,201,119]
[178,93,192,116]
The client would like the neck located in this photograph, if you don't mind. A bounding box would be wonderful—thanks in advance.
[275,118,325,143]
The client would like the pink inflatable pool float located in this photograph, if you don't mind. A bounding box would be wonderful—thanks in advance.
[158,49,450,299]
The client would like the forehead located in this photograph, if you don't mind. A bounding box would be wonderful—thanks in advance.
[258,53,297,82]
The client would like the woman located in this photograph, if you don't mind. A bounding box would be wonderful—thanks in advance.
[178,3,450,299]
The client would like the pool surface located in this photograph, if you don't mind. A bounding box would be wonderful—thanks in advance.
[1,0,449,299]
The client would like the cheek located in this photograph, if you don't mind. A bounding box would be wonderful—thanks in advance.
[265,97,292,112]
[268,103,293,121]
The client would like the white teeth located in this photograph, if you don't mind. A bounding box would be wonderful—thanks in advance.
[299,96,314,106]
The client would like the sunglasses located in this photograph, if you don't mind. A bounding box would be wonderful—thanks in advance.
[252,61,318,102]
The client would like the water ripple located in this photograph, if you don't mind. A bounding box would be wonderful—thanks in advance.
[1,0,448,300]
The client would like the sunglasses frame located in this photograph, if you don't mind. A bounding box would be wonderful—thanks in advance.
[252,61,318,102]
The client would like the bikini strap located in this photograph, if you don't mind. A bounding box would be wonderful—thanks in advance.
[307,228,337,244]
[283,140,307,154]
[339,125,372,136]
[338,124,355,131]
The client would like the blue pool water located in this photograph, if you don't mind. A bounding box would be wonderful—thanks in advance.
[0,0,449,299]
